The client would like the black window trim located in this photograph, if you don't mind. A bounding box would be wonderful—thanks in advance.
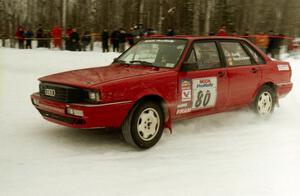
[241,41,266,65]
[183,40,225,71]
[217,39,258,67]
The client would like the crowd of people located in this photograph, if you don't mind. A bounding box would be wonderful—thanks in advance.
[15,24,92,51]
[15,24,288,58]
[14,24,177,52]
[214,26,286,58]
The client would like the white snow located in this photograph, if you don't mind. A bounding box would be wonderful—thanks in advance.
[0,48,299,196]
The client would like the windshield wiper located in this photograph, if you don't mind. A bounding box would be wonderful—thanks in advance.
[113,59,130,66]
[129,60,155,66]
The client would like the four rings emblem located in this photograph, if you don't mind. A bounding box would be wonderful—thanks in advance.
[45,89,56,97]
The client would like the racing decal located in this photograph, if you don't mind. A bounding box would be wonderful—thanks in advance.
[192,77,217,109]
[177,103,188,109]
[181,79,192,102]
[176,107,192,114]
[277,64,289,71]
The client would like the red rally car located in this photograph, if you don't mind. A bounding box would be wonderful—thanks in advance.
[31,36,293,148]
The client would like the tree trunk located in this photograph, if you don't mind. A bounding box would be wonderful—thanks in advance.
[204,0,212,35]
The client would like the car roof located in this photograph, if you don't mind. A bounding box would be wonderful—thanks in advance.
[145,35,248,42]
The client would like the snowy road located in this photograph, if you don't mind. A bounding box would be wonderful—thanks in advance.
[0,48,299,196]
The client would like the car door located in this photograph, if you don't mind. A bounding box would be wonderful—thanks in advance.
[219,41,262,108]
[176,41,228,118]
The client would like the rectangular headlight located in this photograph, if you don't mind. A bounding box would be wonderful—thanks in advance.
[66,107,84,117]
[88,90,101,102]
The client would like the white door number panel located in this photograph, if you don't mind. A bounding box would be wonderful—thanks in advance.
[192,77,217,109]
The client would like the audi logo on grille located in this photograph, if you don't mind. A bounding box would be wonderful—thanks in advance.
[45,89,56,97]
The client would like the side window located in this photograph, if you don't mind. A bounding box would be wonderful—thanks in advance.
[184,42,221,71]
[243,43,265,64]
[220,42,252,66]
[194,42,221,69]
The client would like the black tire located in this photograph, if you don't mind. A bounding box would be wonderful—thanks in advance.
[253,85,276,117]
[122,101,164,149]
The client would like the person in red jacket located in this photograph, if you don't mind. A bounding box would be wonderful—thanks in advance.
[16,27,25,49]
[51,26,62,49]
[217,26,227,36]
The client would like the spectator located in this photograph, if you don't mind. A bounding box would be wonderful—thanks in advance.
[101,29,109,52]
[51,26,62,49]
[36,24,44,48]
[16,27,25,49]
[81,31,91,51]
[244,28,251,39]
[127,27,135,47]
[166,27,176,36]
[119,28,127,52]
[255,31,269,53]
[231,30,238,37]
[111,29,120,52]
[267,30,280,58]
[70,28,80,51]
[24,28,34,49]
[217,26,227,36]
[44,31,51,49]
[65,26,73,50]
[132,24,144,44]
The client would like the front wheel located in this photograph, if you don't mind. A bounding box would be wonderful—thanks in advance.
[253,85,276,117]
[122,101,164,149]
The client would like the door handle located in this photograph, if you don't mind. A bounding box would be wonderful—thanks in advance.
[218,71,225,77]
[251,68,258,73]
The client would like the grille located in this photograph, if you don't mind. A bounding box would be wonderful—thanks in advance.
[39,82,86,103]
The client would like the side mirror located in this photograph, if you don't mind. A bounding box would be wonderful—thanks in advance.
[180,62,198,72]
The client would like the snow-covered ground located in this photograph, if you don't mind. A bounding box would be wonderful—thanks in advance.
[0,48,299,196]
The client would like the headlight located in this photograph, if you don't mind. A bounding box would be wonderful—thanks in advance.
[32,98,39,106]
[87,90,101,103]
[66,107,84,117]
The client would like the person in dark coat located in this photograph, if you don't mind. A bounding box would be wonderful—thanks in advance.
[65,26,73,50]
[36,24,44,47]
[70,28,80,51]
[111,29,120,52]
[16,27,25,49]
[267,31,284,59]
[44,31,51,49]
[127,27,134,47]
[101,29,109,52]
[81,31,91,51]
[119,28,127,52]
[24,29,33,49]
[166,27,176,36]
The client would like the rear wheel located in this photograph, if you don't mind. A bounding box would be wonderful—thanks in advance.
[253,85,276,117]
[122,101,164,149]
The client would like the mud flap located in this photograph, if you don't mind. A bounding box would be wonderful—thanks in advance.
[164,114,172,133]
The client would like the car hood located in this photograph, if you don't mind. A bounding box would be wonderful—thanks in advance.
[39,64,170,88]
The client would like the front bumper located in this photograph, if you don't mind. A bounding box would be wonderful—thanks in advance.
[31,93,133,129]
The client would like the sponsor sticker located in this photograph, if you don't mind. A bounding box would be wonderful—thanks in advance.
[277,64,289,71]
[181,79,192,102]
[176,107,192,114]
[177,103,188,109]
[192,77,217,109]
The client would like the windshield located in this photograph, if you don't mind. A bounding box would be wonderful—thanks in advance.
[116,39,187,68]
